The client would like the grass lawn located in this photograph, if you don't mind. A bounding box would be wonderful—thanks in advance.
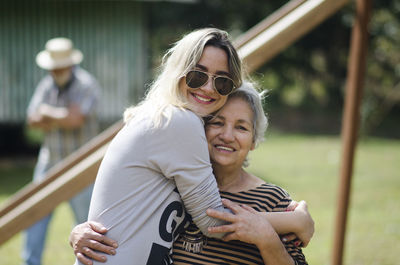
[0,133,399,265]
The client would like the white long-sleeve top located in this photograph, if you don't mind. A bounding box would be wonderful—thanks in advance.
[78,106,226,265]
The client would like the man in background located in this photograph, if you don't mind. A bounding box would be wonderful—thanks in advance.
[23,37,101,265]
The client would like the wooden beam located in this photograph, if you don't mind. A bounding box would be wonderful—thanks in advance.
[238,0,350,73]
[0,120,123,219]
[234,0,306,49]
[331,0,372,264]
[0,144,108,245]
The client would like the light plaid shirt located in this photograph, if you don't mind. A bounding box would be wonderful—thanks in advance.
[27,67,100,181]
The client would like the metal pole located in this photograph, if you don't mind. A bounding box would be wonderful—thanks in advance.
[331,0,372,265]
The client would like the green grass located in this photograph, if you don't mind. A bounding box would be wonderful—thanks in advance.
[248,133,400,265]
[0,134,399,265]
[0,159,76,265]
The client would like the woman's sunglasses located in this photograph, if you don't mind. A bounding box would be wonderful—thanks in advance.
[184,70,236,96]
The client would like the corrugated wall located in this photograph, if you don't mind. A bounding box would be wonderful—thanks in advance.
[0,0,148,124]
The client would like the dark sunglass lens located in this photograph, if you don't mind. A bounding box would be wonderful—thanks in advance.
[215,77,234,95]
[186,71,208,88]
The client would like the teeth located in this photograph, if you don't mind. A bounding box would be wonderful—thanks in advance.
[194,94,212,102]
[216,145,234,151]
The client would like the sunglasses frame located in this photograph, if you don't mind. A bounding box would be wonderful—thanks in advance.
[184,70,236,96]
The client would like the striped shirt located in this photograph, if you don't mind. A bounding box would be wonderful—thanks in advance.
[27,67,100,180]
[172,183,308,265]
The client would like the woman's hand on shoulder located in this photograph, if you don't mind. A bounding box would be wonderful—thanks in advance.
[206,199,281,248]
[69,221,118,265]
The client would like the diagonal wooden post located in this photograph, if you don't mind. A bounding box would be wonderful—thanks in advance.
[331,0,372,264]
[0,121,123,245]
[237,0,350,73]
[0,120,123,219]
[0,144,108,245]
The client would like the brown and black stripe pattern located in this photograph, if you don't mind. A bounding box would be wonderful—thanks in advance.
[172,183,308,265]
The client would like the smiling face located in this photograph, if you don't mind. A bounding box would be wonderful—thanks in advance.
[180,45,230,116]
[205,96,255,169]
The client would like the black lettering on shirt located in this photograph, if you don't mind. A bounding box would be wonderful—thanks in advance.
[159,201,183,242]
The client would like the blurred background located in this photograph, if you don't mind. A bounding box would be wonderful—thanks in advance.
[0,0,399,264]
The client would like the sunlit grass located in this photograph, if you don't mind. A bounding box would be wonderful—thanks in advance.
[0,160,77,265]
[1,134,399,265]
[0,203,76,265]
[248,133,400,265]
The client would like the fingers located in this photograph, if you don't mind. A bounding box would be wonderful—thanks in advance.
[240,204,258,214]
[281,233,297,243]
[87,238,117,255]
[207,204,252,223]
[207,199,257,226]
[206,205,236,223]
[286,200,299,211]
[79,221,118,249]
[210,227,239,242]
[221,199,244,214]
[293,239,303,247]
[89,221,108,234]
[90,232,118,249]
[300,239,308,248]
[295,200,308,211]
[221,232,237,242]
[70,222,118,260]
[208,224,234,234]
[81,246,109,262]
[281,234,305,248]
[76,252,94,265]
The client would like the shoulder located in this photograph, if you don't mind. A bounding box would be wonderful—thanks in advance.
[249,183,291,211]
[260,183,291,199]
[73,67,99,88]
[166,106,204,131]
[220,183,291,212]
[36,75,53,90]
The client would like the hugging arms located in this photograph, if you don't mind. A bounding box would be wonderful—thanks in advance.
[71,79,314,264]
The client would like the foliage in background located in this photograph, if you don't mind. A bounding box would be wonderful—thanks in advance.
[146,0,400,137]
[362,0,400,136]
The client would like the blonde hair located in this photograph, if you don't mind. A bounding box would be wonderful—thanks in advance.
[124,28,242,127]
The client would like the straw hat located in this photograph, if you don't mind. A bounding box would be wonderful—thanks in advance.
[36,37,83,70]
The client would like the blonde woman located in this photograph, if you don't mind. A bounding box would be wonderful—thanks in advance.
[74,28,242,265]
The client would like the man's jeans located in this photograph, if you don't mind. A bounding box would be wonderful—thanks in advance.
[22,159,93,265]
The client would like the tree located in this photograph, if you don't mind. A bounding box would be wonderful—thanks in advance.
[147,0,400,137]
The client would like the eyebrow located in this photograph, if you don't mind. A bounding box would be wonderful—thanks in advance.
[195,64,231,77]
[211,115,252,127]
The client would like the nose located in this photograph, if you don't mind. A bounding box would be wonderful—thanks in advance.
[219,125,235,142]
[200,77,215,94]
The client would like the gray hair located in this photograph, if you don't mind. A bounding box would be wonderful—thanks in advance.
[228,81,268,147]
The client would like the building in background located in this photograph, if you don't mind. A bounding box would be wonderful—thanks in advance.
[0,0,197,155]
[0,0,149,126]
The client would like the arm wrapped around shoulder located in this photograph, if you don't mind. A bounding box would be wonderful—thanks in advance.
[178,174,231,239]
[156,108,230,239]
